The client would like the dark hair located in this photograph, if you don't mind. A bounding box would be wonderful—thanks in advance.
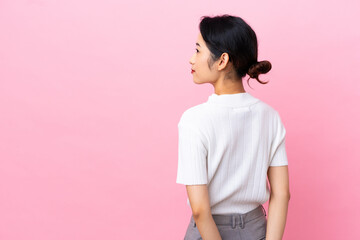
[199,14,272,87]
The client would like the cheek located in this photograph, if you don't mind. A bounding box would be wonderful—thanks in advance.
[198,57,210,70]
[199,54,208,63]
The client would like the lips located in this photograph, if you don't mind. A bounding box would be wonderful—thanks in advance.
[191,69,195,74]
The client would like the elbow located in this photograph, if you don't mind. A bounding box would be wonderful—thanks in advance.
[270,191,291,200]
[192,211,201,220]
[192,208,210,220]
[286,192,291,201]
[192,209,204,220]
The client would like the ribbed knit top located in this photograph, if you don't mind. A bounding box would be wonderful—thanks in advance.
[176,92,288,214]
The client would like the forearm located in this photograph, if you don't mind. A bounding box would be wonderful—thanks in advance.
[265,194,290,240]
[193,212,222,240]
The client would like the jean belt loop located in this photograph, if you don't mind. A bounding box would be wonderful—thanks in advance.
[240,214,245,229]
[231,215,236,229]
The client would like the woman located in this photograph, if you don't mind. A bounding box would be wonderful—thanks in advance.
[176,14,290,240]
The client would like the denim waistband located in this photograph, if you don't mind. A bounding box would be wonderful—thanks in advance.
[191,205,267,229]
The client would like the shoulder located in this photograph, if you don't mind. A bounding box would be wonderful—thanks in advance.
[178,103,208,128]
[251,99,286,131]
[252,98,283,119]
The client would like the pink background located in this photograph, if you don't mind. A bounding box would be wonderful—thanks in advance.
[1,0,359,239]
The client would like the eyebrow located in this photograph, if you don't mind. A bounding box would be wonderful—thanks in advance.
[196,42,201,47]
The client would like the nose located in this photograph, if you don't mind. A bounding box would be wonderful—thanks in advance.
[189,53,196,65]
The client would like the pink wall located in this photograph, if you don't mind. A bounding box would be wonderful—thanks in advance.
[1,0,359,239]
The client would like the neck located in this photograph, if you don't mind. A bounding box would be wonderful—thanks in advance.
[211,76,246,95]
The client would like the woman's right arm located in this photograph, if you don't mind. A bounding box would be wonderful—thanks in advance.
[266,165,290,240]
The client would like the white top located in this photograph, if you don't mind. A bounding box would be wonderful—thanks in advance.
[176,92,288,214]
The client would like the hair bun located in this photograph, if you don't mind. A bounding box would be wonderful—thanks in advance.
[247,60,272,84]
[247,60,272,78]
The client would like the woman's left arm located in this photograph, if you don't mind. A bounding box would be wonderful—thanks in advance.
[186,185,222,240]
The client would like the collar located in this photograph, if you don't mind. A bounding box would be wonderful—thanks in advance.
[206,92,260,108]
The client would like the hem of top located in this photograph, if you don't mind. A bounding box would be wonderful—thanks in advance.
[211,204,262,215]
[269,163,288,167]
[176,181,208,185]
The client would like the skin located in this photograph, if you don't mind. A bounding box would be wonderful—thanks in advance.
[186,32,291,240]
[189,33,246,94]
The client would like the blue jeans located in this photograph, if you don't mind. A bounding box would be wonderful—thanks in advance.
[184,205,267,240]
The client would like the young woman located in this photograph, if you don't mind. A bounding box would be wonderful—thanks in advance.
[176,15,290,240]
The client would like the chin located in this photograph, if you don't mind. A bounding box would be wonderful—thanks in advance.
[194,79,211,85]
[193,79,203,84]
[193,77,205,84]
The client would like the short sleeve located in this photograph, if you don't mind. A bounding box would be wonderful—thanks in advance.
[269,112,288,166]
[176,123,208,185]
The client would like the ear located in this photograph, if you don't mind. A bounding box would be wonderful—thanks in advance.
[217,52,231,71]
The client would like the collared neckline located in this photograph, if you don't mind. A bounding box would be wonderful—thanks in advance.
[207,92,260,108]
